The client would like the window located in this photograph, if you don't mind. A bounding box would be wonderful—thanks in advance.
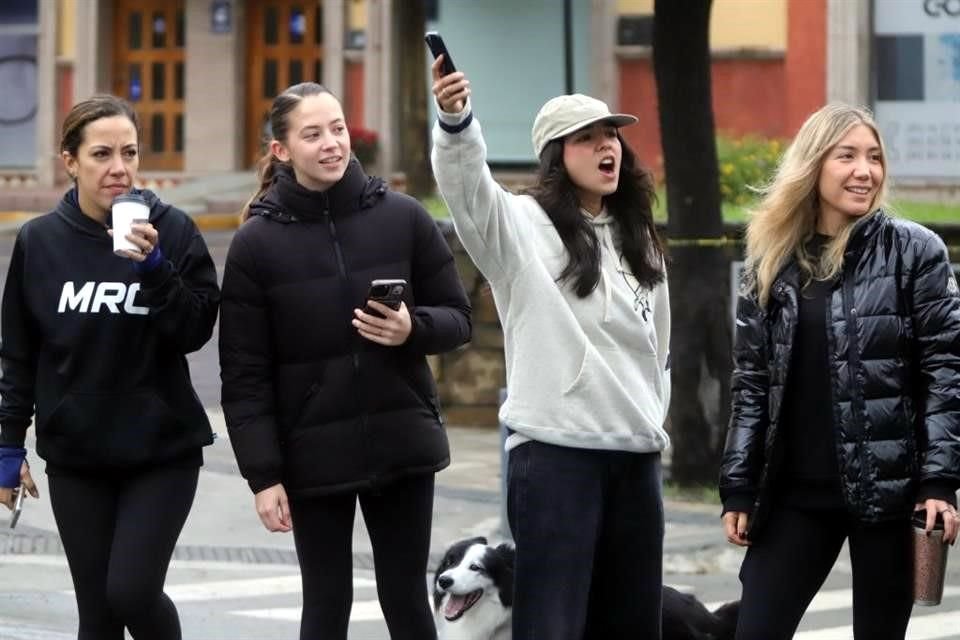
[151,113,165,152]
[152,62,165,100]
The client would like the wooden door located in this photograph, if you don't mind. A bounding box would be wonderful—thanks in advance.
[112,0,185,171]
[246,0,324,166]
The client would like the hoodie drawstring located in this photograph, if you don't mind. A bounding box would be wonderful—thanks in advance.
[586,210,617,324]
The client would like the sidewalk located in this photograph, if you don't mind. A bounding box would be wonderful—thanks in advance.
[2,410,731,574]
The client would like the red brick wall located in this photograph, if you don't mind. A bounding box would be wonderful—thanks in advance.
[785,0,826,135]
[619,56,786,175]
[617,0,827,175]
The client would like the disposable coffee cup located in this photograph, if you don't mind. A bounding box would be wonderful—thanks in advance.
[913,510,950,606]
[111,193,149,256]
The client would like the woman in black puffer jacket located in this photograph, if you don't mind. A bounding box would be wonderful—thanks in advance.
[219,83,471,640]
[719,103,960,640]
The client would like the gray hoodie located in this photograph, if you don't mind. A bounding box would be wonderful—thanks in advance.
[431,102,671,454]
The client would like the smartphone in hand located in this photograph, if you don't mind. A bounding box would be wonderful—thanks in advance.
[425,31,456,76]
[364,279,407,317]
[9,484,24,529]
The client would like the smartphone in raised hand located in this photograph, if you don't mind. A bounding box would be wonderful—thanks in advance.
[425,31,456,76]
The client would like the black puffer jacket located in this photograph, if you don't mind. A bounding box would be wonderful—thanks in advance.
[219,161,471,496]
[720,211,960,537]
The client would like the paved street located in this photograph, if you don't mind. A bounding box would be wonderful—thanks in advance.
[0,227,959,638]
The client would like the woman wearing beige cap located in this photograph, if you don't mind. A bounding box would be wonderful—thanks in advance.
[431,60,671,637]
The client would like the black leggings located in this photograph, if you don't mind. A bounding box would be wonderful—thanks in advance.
[736,505,913,640]
[289,473,436,640]
[48,465,199,640]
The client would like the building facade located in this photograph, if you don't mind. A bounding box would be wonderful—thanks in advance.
[0,0,956,188]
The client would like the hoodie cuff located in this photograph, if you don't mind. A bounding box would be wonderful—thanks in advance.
[134,245,164,274]
[136,255,175,288]
[436,97,472,134]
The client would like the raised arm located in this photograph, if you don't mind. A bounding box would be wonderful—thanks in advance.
[430,59,534,284]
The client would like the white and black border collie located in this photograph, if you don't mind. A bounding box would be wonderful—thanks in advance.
[433,537,739,640]
[434,537,514,640]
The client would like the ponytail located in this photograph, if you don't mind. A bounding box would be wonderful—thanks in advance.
[244,82,334,221]
[241,152,285,221]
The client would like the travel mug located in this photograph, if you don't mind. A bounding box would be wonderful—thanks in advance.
[111,193,149,256]
[913,510,950,606]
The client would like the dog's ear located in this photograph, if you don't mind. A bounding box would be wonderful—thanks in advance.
[488,543,515,607]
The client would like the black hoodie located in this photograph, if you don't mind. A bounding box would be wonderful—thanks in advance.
[0,188,220,470]
[219,161,472,496]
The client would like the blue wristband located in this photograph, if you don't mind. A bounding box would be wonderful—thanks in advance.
[133,245,164,273]
[0,446,26,488]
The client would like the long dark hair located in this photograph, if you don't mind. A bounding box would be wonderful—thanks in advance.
[241,82,335,220]
[525,133,665,297]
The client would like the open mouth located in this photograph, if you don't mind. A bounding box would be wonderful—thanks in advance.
[319,156,342,166]
[443,589,484,621]
[598,158,616,176]
[845,186,871,196]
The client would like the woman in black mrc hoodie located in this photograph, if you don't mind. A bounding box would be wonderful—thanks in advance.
[0,95,220,639]
[219,83,471,640]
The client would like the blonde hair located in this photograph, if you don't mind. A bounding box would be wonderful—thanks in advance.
[744,104,890,308]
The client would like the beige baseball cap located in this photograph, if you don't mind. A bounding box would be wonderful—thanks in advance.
[531,94,638,158]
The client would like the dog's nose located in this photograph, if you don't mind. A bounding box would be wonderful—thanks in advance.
[438,576,453,590]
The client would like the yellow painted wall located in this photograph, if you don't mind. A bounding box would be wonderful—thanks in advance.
[617,0,786,50]
[618,0,653,13]
[58,0,76,59]
[348,0,366,30]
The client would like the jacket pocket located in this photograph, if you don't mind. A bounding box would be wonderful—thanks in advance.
[39,391,189,466]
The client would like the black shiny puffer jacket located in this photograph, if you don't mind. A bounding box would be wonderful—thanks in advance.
[720,211,960,537]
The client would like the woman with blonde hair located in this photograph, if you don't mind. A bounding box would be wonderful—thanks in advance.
[720,103,960,639]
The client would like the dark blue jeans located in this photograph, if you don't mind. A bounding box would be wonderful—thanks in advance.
[507,440,664,640]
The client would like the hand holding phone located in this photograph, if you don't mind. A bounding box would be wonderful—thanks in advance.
[426,32,470,114]
[355,279,412,346]
[364,279,407,317]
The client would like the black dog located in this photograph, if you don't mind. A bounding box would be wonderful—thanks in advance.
[434,537,739,640]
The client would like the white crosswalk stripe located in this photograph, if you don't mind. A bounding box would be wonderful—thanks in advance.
[795,610,960,640]
[707,586,960,614]
[0,622,74,640]
[232,599,385,623]
[165,574,375,602]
